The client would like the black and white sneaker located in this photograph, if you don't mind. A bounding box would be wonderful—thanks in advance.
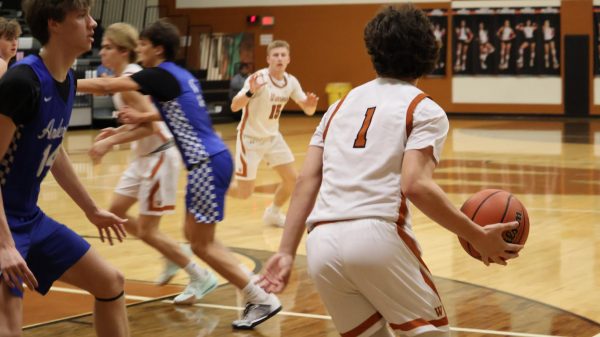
[232,294,282,329]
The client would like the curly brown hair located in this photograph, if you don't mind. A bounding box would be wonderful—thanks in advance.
[364,5,439,80]
[0,18,21,40]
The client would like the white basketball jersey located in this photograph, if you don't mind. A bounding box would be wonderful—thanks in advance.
[112,63,173,157]
[479,29,489,44]
[543,26,554,41]
[236,68,306,138]
[500,27,514,41]
[306,78,449,230]
[523,26,535,39]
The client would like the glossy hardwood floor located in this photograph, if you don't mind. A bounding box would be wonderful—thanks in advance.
[23,115,600,337]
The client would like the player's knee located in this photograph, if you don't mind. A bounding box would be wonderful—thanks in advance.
[190,242,211,260]
[136,226,156,241]
[94,269,125,300]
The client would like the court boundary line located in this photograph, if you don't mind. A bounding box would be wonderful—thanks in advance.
[30,285,572,337]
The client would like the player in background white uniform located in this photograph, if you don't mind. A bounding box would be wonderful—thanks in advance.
[497,19,516,70]
[542,19,559,69]
[87,23,217,305]
[454,19,472,72]
[477,22,495,70]
[0,18,20,77]
[229,40,319,227]
[516,19,537,69]
[260,5,523,337]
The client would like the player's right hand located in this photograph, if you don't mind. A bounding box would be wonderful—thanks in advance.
[94,127,117,141]
[88,140,113,165]
[257,252,294,293]
[471,221,524,266]
[248,73,266,95]
[117,106,144,124]
[0,245,38,292]
[86,208,128,246]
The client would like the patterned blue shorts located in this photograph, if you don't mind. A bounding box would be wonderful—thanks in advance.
[186,150,233,223]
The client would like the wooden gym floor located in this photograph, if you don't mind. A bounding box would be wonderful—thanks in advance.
[22,115,600,337]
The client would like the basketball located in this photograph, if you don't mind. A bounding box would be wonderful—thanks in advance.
[458,189,529,260]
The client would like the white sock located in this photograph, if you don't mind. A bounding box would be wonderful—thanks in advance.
[184,262,208,281]
[242,280,269,303]
[268,204,281,213]
[180,243,193,256]
[239,263,254,278]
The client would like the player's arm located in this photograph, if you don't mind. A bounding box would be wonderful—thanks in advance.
[401,147,522,265]
[89,91,155,163]
[260,145,323,293]
[0,115,38,291]
[296,92,319,116]
[230,72,265,112]
[0,59,7,78]
[77,75,140,95]
[50,147,127,245]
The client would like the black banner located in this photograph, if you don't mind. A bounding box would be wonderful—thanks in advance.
[427,9,448,77]
[452,7,560,76]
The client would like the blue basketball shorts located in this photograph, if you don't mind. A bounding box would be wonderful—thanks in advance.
[186,150,233,224]
[2,210,90,297]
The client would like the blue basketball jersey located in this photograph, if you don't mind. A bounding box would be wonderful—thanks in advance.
[0,55,74,218]
[154,62,228,169]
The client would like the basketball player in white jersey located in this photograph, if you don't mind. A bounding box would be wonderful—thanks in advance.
[88,23,218,304]
[454,19,472,72]
[0,18,21,77]
[260,5,523,337]
[542,19,559,69]
[229,40,319,227]
[497,19,515,70]
[516,19,537,69]
[477,22,495,70]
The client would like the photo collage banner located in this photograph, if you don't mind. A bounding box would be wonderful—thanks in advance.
[452,7,560,76]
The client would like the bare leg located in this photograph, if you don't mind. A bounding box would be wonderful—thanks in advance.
[227,179,255,200]
[185,213,249,289]
[271,162,297,208]
[0,282,22,337]
[60,249,129,337]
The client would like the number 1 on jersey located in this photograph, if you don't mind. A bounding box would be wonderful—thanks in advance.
[353,107,376,148]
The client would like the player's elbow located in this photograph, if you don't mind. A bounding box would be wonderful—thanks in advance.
[401,178,430,201]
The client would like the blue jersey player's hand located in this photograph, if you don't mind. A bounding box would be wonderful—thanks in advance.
[0,245,38,292]
[85,209,128,246]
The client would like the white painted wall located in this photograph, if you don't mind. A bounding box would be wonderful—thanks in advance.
[452,77,562,104]
[594,78,600,106]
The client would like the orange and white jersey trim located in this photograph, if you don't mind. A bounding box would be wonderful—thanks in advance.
[235,68,306,138]
[306,77,449,230]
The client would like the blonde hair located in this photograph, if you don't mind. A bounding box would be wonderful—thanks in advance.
[104,22,139,63]
[267,40,290,54]
[0,18,21,40]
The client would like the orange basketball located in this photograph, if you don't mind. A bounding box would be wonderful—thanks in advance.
[458,189,529,260]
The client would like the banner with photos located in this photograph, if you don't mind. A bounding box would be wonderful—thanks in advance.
[595,7,600,75]
[426,9,448,76]
[452,7,560,76]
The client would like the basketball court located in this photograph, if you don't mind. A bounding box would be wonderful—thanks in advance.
[19,116,600,336]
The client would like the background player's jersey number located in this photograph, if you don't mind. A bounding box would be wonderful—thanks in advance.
[37,144,60,177]
[269,104,282,119]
